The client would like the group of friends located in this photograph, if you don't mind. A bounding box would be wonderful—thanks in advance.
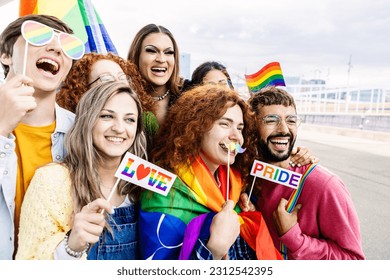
[0,14,365,260]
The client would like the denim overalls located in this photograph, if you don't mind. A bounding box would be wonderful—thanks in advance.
[87,199,140,260]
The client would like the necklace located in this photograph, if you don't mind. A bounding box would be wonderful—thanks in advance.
[152,90,170,101]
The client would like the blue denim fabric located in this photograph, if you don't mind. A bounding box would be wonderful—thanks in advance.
[87,204,140,260]
[0,104,74,260]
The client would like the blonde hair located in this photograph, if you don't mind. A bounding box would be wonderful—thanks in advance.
[64,82,147,212]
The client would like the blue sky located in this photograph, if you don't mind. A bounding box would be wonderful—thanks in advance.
[1,0,389,88]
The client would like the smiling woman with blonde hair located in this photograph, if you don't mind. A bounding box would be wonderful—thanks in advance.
[17,82,147,260]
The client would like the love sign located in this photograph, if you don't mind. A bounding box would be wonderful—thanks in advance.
[250,160,302,189]
[115,152,176,196]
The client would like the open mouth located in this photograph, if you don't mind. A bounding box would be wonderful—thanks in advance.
[269,138,289,149]
[36,58,59,75]
[106,136,125,144]
[151,67,167,73]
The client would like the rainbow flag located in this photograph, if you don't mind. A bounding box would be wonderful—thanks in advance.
[245,62,286,93]
[139,156,282,260]
[19,0,117,54]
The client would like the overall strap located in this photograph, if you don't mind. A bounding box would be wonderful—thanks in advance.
[280,163,317,259]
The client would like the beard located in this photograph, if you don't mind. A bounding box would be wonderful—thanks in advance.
[258,133,296,162]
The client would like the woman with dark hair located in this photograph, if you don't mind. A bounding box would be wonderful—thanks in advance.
[17,82,147,260]
[127,24,182,126]
[139,84,282,260]
[182,61,234,92]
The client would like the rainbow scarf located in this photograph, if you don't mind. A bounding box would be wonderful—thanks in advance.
[280,163,317,259]
[245,62,286,93]
[140,156,282,260]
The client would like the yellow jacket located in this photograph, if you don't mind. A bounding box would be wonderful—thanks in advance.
[16,163,74,260]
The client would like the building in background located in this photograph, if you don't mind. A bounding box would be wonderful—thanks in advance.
[284,76,390,132]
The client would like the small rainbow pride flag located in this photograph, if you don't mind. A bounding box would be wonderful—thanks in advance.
[245,62,286,93]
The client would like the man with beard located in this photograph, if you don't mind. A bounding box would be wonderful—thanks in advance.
[248,86,365,260]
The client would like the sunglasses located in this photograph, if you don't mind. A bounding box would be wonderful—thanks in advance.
[21,20,85,60]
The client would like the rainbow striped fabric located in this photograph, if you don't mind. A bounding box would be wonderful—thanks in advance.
[139,156,282,260]
[19,0,117,54]
[245,62,286,93]
[281,163,317,259]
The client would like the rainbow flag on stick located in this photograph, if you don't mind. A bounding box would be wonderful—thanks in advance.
[19,0,117,54]
[245,62,286,93]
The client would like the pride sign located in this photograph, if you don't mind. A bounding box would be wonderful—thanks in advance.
[115,152,176,196]
[250,160,302,189]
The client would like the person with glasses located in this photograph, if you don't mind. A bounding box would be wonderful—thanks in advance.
[247,86,365,260]
[0,14,81,260]
[16,82,147,260]
[56,52,158,155]
[57,52,155,115]
[140,84,282,260]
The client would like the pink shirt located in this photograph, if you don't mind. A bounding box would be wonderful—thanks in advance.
[257,164,365,260]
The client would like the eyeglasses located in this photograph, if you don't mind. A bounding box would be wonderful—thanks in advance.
[21,20,85,60]
[204,80,228,86]
[88,73,130,87]
[261,114,302,128]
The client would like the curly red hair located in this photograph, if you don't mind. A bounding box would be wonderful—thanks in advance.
[56,52,156,114]
[152,84,258,189]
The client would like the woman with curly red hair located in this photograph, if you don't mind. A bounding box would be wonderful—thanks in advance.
[139,84,282,260]
[56,52,159,152]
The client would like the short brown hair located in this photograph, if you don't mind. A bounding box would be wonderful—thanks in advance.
[248,86,296,116]
[0,14,73,78]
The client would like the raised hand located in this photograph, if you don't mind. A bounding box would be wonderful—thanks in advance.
[290,146,319,167]
[207,200,240,259]
[273,198,301,236]
[0,75,36,136]
[67,198,114,252]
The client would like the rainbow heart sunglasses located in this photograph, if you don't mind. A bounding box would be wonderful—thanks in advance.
[21,20,85,60]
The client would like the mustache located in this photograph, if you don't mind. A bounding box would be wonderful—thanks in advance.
[267,133,292,141]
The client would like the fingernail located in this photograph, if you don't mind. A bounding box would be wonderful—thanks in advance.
[291,163,295,167]
[289,161,293,165]
[297,163,301,167]
[109,208,115,214]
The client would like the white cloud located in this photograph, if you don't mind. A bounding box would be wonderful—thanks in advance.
[1,0,389,88]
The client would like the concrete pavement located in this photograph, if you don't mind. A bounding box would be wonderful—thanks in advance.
[297,124,390,158]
